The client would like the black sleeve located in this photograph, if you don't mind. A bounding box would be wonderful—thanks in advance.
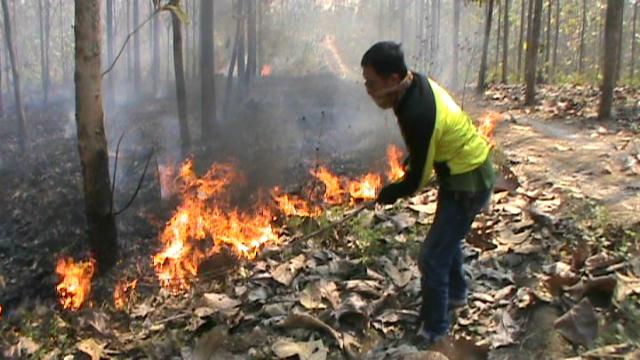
[377,111,434,203]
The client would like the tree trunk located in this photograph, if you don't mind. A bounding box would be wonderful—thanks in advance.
[152,0,160,93]
[517,0,526,81]
[524,0,543,105]
[38,0,48,104]
[495,1,501,81]
[236,0,246,82]
[579,0,587,74]
[0,32,3,117]
[614,0,625,83]
[60,0,68,83]
[74,0,118,273]
[501,0,510,83]
[191,0,198,79]
[478,0,495,93]
[598,0,624,120]
[452,0,460,88]
[133,0,141,94]
[224,0,241,117]
[431,0,440,72]
[126,1,131,81]
[552,0,560,80]
[631,0,638,81]
[544,0,552,77]
[200,0,217,141]
[1,0,27,151]
[171,0,191,153]
[245,0,257,85]
[106,0,115,104]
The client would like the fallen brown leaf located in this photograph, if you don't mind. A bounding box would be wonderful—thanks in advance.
[554,298,598,347]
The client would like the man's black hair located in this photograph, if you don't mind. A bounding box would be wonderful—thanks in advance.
[360,41,408,78]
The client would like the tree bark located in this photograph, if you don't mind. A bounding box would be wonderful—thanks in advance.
[245,0,257,85]
[598,0,624,120]
[191,0,198,79]
[133,0,141,94]
[631,0,638,81]
[495,0,501,81]
[126,1,132,81]
[224,0,241,117]
[1,0,27,151]
[501,0,510,83]
[74,0,118,273]
[38,0,49,104]
[517,0,526,81]
[478,0,495,93]
[544,0,552,77]
[106,0,115,105]
[152,0,160,93]
[171,0,191,153]
[0,31,3,117]
[524,0,543,105]
[579,0,587,74]
[452,0,460,88]
[236,0,246,82]
[200,0,217,141]
[552,0,560,80]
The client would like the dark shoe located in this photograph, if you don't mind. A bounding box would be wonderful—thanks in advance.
[416,327,446,349]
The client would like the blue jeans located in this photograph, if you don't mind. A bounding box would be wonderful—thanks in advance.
[418,188,491,335]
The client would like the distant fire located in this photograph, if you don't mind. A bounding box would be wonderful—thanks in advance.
[114,279,138,310]
[55,258,95,311]
[477,111,504,144]
[386,144,406,182]
[260,64,272,77]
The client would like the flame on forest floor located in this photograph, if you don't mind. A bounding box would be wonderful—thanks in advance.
[55,258,95,311]
[478,111,504,144]
[152,160,279,292]
[114,279,138,310]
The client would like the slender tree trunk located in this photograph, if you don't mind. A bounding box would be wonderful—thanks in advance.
[495,1,502,81]
[552,0,560,80]
[245,0,257,85]
[524,0,543,105]
[236,0,246,82]
[74,0,118,273]
[257,0,263,70]
[171,0,191,153]
[544,0,552,78]
[598,0,624,120]
[200,0,217,141]
[133,0,141,93]
[38,0,48,103]
[452,0,460,88]
[106,0,115,105]
[579,0,587,74]
[191,0,198,78]
[478,0,495,93]
[517,0,526,81]
[1,0,27,151]
[60,0,68,83]
[0,32,3,116]
[631,0,638,81]
[224,0,241,117]
[614,0,625,83]
[152,1,160,93]
[501,0,510,83]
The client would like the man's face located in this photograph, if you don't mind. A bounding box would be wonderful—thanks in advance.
[362,65,401,109]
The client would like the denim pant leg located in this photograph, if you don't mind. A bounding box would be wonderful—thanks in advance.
[419,188,492,335]
[448,242,466,302]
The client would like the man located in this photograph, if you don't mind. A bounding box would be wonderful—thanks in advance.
[362,42,495,345]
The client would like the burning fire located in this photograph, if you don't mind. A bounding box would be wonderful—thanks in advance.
[153,160,279,291]
[114,279,138,310]
[386,144,406,182]
[310,165,346,204]
[272,189,321,217]
[55,258,95,311]
[260,64,272,77]
[348,173,382,201]
[477,111,504,144]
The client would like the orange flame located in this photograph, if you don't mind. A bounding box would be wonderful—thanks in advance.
[348,173,382,201]
[477,111,504,144]
[114,279,138,310]
[260,64,272,77]
[0,304,3,319]
[153,160,279,291]
[55,258,95,311]
[272,189,321,217]
[310,165,346,205]
[386,145,406,182]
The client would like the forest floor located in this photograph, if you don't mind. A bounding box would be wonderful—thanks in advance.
[0,81,639,360]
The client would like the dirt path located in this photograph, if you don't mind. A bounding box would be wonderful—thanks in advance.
[496,114,640,226]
